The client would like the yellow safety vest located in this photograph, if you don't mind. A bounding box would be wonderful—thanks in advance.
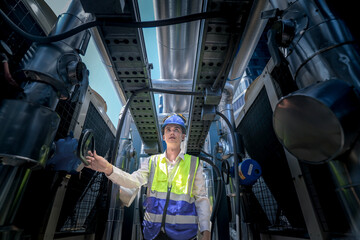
[143,154,199,240]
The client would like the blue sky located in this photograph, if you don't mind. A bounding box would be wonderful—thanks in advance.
[45,0,160,128]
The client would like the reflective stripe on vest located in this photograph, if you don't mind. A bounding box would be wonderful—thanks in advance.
[143,154,199,240]
[144,212,198,224]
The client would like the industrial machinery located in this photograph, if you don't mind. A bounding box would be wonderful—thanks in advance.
[0,0,359,239]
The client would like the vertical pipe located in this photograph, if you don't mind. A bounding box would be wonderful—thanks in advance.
[268,0,289,10]
[217,83,243,239]
[104,109,132,240]
[328,139,360,236]
[202,134,215,227]
[131,144,147,240]
[51,0,94,54]
[227,0,270,90]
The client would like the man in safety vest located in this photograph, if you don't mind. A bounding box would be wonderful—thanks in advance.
[86,113,211,240]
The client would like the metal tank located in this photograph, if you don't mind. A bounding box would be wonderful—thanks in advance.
[0,0,92,167]
[0,0,94,237]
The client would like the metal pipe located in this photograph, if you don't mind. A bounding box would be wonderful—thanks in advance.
[132,144,148,240]
[105,109,132,240]
[151,79,193,91]
[268,0,289,10]
[227,0,270,90]
[153,0,203,114]
[217,82,242,239]
[50,0,94,54]
[276,0,360,90]
[202,134,215,213]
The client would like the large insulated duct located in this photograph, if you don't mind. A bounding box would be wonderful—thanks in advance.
[270,0,360,236]
[272,0,360,90]
[227,0,270,90]
[153,0,203,114]
[272,0,360,163]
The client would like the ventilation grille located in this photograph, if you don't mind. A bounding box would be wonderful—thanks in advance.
[83,102,115,157]
[0,0,45,65]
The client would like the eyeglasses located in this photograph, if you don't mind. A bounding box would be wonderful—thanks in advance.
[162,113,187,123]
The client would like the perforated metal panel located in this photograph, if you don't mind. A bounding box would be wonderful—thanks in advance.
[89,1,162,154]
[187,0,252,155]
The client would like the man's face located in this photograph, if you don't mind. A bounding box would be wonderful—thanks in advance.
[163,124,185,146]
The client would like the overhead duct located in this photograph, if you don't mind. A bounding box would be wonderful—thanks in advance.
[227,0,270,90]
[153,0,203,114]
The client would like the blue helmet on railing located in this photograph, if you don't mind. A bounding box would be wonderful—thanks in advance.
[161,113,186,135]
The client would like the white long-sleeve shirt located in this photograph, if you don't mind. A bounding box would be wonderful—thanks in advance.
[107,151,211,232]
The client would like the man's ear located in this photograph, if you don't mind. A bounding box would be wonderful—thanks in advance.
[182,134,185,141]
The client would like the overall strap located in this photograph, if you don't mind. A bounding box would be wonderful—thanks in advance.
[160,159,181,233]
[160,186,172,233]
[160,157,186,233]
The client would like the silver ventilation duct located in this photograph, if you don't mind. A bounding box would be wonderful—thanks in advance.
[228,0,270,91]
[153,0,203,114]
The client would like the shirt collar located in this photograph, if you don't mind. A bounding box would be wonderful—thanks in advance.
[161,150,185,163]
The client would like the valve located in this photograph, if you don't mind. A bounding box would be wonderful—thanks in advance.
[215,138,232,160]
